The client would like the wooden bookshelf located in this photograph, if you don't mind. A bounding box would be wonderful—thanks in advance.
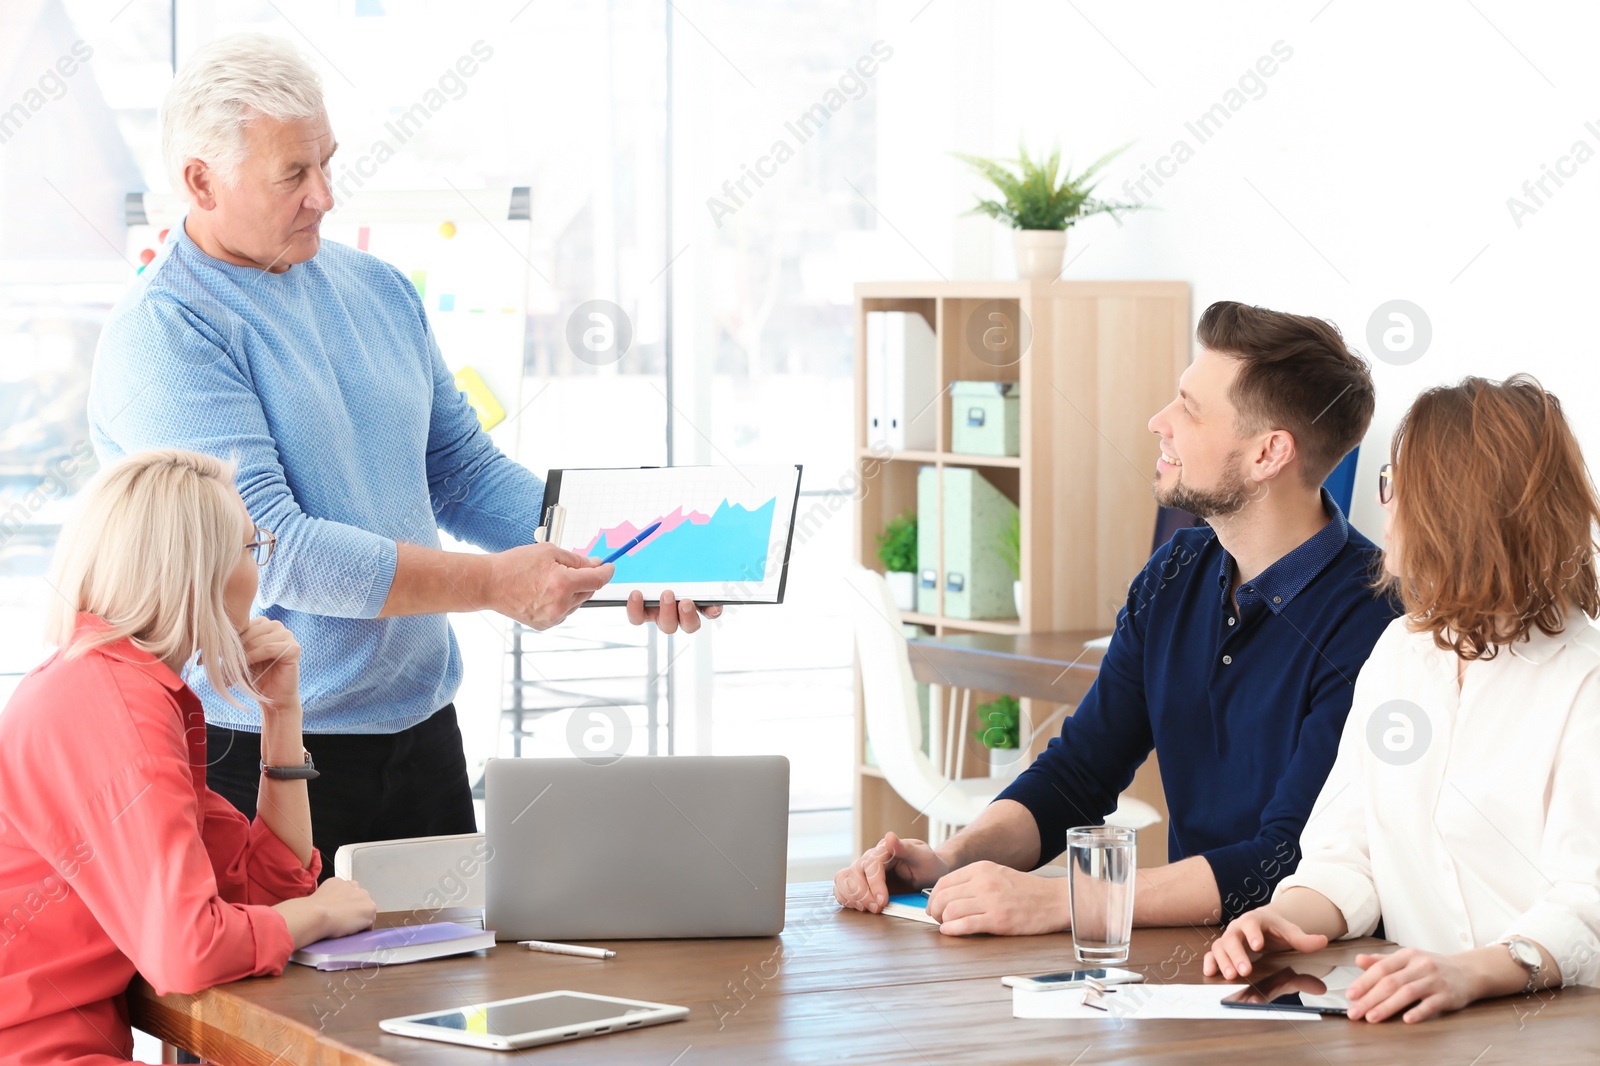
[852,279,1190,855]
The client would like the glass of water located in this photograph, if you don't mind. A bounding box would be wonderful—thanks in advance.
[1067,825,1136,964]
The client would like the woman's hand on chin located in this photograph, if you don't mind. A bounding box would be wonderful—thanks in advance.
[241,616,302,712]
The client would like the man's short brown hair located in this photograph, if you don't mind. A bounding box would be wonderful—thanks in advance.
[1196,301,1376,487]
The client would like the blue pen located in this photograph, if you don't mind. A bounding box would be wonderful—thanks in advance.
[599,521,662,565]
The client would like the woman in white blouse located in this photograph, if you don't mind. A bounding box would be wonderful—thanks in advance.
[1204,374,1600,1023]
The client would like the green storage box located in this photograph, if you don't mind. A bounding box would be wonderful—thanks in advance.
[950,381,1021,457]
[916,465,1019,620]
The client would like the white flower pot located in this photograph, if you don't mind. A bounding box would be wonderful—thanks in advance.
[989,746,1024,782]
[1013,229,1067,280]
[1013,579,1023,619]
[886,570,917,613]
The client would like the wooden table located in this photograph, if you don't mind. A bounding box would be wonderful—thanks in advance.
[905,629,1108,705]
[130,883,1599,1064]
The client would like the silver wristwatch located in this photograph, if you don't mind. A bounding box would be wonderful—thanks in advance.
[1501,937,1542,994]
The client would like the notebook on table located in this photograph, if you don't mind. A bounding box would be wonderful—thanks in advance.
[882,892,939,925]
[290,921,495,971]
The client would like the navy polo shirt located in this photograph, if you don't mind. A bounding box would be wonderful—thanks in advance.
[997,490,1399,922]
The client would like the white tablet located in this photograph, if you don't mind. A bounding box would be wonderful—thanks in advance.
[379,990,689,1050]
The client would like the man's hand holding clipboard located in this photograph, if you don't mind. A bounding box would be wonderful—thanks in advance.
[480,542,722,635]
[535,464,803,611]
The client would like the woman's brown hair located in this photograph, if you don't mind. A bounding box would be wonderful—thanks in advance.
[1384,374,1600,659]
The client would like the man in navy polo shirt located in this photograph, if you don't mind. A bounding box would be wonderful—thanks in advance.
[835,301,1401,934]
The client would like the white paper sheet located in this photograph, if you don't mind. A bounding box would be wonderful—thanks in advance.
[1013,983,1321,1021]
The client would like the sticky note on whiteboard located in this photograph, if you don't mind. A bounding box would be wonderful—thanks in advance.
[453,366,506,430]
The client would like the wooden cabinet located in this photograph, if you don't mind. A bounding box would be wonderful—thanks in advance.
[851,280,1190,855]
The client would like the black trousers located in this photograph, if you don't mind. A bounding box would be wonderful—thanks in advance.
[204,703,478,883]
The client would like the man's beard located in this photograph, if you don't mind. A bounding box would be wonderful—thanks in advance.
[1153,449,1251,519]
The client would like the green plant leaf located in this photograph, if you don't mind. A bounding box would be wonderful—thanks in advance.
[875,510,918,572]
[953,140,1143,231]
[973,694,1021,748]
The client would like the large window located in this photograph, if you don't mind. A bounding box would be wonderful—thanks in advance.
[668,0,881,855]
[0,0,172,704]
[0,0,873,873]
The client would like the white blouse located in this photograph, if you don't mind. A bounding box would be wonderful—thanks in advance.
[1275,611,1600,986]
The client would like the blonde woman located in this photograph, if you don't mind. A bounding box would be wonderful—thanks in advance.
[0,450,375,1065]
[1204,376,1600,1022]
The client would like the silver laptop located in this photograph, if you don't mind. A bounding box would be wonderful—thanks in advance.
[484,755,789,940]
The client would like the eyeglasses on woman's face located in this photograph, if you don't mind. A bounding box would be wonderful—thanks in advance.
[1378,462,1395,506]
[245,526,276,566]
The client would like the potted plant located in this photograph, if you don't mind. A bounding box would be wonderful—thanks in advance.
[974,694,1023,780]
[999,509,1021,619]
[953,140,1140,280]
[875,510,918,613]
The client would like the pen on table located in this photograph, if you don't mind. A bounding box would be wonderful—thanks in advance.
[519,940,616,960]
[598,521,662,565]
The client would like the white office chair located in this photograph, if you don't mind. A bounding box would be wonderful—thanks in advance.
[333,832,488,926]
[844,567,1160,847]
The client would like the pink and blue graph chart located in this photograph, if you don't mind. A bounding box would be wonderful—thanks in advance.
[582,498,776,584]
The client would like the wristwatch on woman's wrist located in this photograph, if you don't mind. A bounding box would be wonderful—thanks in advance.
[260,749,320,780]
[1500,937,1542,995]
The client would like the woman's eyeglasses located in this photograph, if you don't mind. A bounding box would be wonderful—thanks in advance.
[1378,462,1394,505]
[245,526,276,566]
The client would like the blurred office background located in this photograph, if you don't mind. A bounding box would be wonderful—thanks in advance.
[2,0,1598,895]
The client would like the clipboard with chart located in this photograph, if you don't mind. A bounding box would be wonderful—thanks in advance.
[536,465,804,607]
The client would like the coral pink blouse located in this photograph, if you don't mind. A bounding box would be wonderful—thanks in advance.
[0,615,319,1064]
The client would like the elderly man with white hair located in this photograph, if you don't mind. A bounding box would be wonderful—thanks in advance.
[88,33,717,870]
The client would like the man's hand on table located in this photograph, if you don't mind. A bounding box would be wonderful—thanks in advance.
[834,832,949,912]
[835,835,1072,936]
[926,861,1073,936]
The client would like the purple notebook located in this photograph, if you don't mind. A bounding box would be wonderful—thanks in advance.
[292,921,495,971]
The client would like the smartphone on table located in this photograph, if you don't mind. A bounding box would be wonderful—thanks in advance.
[1001,967,1145,991]
[1218,964,1363,1016]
